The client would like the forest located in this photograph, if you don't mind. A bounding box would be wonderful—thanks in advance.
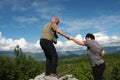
[0,45,120,80]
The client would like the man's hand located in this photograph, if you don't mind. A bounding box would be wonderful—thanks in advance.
[67,36,73,40]
[65,36,70,40]
[66,36,73,40]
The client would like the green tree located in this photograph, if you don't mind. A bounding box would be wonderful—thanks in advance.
[111,61,120,80]
[0,45,44,80]
[13,45,44,80]
[0,56,15,80]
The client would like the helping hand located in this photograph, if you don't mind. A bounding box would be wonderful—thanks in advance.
[66,36,73,40]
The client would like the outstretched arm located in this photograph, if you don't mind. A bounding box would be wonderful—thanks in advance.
[56,28,70,40]
[70,37,85,46]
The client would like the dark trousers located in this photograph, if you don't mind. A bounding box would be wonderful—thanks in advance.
[92,63,106,80]
[40,39,58,75]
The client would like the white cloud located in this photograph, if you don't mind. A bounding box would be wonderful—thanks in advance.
[62,15,120,33]
[0,32,120,53]
[0,32,40,53]
[94,32,120,46]
[56,32,120,51]
[13,16,38,23]
[12,4,27,11]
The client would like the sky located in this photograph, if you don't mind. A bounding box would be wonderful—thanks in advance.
[0,0,120,53]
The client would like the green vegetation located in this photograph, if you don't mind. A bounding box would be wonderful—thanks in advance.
[0,45,120,80]
[0,45,44,80]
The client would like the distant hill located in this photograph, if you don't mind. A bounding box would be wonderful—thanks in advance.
[103,46,120,52]
[0,51,15,58]
[0,46,120,61]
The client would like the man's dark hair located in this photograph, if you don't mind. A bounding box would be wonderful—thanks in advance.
[85,33,95,40]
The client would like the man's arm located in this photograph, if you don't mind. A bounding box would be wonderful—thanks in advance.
[70,37,85,46]
[56,28,70,39]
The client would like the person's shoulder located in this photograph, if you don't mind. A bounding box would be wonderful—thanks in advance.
[85,40,90,43]
[47,22,51,25]
[94,40,99,44]
[85,40,93,44]
[51,22,58,28]
[45,22,51,26]
[83,40,87,44]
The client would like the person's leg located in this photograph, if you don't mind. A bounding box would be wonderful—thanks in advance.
[40,39,52,75]
[45,55,51,75]
[92,66,99,80]
[51,46,58,73]
[92,63,106,80]
[98,63,106,80]
[49,44,58,74]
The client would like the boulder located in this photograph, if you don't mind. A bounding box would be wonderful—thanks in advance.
[33,73,78,80]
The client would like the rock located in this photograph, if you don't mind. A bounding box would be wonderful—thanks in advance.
[34,73,45,80]
[44,76,58,80]
[33,73,78,80]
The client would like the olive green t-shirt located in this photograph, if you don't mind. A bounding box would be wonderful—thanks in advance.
[41,22,58,43]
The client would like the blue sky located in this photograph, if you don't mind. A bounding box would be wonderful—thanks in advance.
[0,0,120,52]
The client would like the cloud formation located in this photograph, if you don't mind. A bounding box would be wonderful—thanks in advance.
[0,32,40,53]
[0,32,120,53]
[62,15,120,34]
[0,0,120,53]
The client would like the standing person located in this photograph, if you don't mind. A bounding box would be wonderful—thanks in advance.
[70,33,106,80]
[40,17,70,77]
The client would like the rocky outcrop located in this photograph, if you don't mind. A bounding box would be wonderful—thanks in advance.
[30,73,78,80]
